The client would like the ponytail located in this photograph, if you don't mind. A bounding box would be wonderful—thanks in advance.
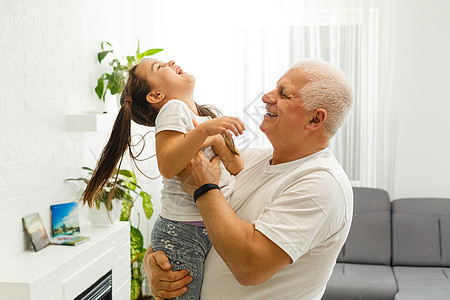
[81,101,133,209]
[195,103,240,156]
[81,61,156,209]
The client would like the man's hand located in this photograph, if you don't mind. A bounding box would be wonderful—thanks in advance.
[177,150,221,196]
[143,248,192,299]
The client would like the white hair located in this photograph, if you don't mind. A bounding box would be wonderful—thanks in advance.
[292,59,353,136]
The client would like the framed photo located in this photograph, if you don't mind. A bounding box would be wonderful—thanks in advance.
[22,213,50,252]
[50,202,89,246]
[50,202,81,237]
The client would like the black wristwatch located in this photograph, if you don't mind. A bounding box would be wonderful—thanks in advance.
[193,183,220,203]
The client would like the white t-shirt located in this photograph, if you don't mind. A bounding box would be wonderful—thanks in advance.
[154,99,235,222]
[200,148,353,300]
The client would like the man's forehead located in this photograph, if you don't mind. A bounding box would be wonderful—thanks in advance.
[276,74,294,90]
[277,68,307,90]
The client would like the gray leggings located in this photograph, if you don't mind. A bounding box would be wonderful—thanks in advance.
[151,216,212,300]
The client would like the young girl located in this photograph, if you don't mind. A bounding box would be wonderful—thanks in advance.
[82,59,245,299]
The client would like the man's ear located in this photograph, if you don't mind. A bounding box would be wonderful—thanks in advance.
[305,109,327,131]
[146,91,165,104]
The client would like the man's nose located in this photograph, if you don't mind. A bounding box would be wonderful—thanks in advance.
[262,90,276,104]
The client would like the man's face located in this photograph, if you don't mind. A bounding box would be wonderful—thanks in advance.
[259,68,312,140]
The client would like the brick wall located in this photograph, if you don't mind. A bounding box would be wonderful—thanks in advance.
[0,0,163,258]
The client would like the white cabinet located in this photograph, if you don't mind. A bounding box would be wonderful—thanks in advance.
[0,222,130,300]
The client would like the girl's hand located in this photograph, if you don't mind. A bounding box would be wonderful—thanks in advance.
[197,117,245,139]
[202,135,222,148]
[202,134,230,158]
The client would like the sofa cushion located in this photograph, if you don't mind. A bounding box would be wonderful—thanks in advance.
[393,267,450,299]
[392,198,450,266]
[322,263,397,300]
[393,266,450,290]
[394,290,450,300]
[337,187,391,265]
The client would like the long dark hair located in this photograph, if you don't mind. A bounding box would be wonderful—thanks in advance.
[81,61,239,208]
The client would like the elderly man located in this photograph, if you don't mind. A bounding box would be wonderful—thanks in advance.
[144,59,354,299]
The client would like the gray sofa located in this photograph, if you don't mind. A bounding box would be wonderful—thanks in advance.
[323,187,450,300]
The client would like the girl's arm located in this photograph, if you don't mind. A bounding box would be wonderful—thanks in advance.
[156,117,245,179]
[204,135,243,175]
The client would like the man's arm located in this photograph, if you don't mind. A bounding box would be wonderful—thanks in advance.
[178,151,292,286]
[198,189,291,285]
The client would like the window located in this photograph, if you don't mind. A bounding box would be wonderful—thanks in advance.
[150,2,391,188]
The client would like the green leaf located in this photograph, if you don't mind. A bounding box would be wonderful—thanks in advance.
[113,187,130,201]
[107,71,125,95]
[142,48,164,57]
[101,41,113,51]
[64,178,89,184]
[130,225,144,261]
[120,180,140,190]
[95,76,105,100]
[120,200,133,221]
[141,192,153,219]
[130,278,141,300]
[97,50,112,63]
[82,166,94,172]
[132,266,141,279]
[118,169,135,178]
[118,169,137,191]
[137,48,163,60]
[126,55,135,68]
[136,39,140,57]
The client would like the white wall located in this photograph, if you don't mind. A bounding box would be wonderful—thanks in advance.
[1,0,449,262]
[0,0,162,259]
[392,0,450,199]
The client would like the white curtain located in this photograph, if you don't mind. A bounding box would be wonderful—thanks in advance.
[147,0,398,194]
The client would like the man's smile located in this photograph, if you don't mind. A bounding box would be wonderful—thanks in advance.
[265,110,278,117]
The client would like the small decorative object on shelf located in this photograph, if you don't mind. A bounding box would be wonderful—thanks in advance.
[22,213,51,252]
[22,211,90,250]
[95,40,163,103]
[50,202,90,245]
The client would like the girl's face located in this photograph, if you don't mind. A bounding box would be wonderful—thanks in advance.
[136,59,195,101]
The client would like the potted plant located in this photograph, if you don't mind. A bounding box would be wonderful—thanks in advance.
[95,40,163,102]
[117,171,154,300]
[66,167,154,299]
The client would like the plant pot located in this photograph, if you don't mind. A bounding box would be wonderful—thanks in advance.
[89,199,121,227]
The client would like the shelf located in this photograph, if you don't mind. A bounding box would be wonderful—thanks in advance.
[66,113,117,132]
[0,222,130,300]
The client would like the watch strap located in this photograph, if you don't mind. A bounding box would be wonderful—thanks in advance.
[193,183,220,203]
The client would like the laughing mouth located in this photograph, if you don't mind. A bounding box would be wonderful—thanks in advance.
[266,111,278,117]
[176,66,183,74]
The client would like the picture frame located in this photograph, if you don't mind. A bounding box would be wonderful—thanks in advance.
[22,213,51,252]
